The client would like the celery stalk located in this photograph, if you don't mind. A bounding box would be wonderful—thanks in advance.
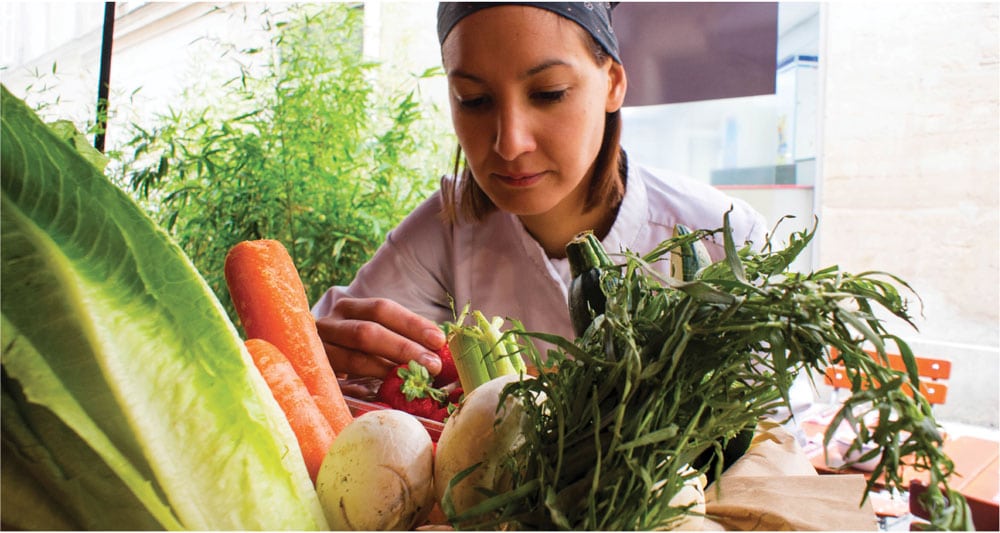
[449,329,492,392]
[471,312,508,377]
[477,332,500,379]
[492,316,527,374]
[504,337,528,374]
[445,307,527,391]
[489,340,516,377]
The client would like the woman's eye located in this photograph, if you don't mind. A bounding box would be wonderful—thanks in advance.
[458,96,489,109]
[533,90,567,103]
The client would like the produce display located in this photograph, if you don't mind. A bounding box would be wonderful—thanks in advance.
[1,86,327,530]
[433,219,973,530]
[370,305,529,424]
[224,239,354,436]
[316,409,436,530]
[244,338,335,483]
[1,83,972,531]
[376,358,457,423]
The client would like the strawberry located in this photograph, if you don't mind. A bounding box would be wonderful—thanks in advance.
[432,341,460,388]
[377,360,450,422]
[447,386,464,406]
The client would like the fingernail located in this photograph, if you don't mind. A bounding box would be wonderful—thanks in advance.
[419,353,442,374]
[423,327,446,348]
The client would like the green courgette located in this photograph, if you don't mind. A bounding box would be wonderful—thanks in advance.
[670,224,712,281]
[566,231,613,337]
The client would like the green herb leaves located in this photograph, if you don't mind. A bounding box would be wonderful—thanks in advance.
[450,212,971,530]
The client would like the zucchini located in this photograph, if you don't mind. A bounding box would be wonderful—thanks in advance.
[565,231,613,337]
[670,224,712,281]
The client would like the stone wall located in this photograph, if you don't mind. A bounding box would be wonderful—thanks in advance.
[818,3,999,426]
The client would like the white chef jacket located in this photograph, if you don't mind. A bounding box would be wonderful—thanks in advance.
[312,162,768,344]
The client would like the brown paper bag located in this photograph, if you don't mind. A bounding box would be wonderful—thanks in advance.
[700,421,878,531]
[704,475,877,531]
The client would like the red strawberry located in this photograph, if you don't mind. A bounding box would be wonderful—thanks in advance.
[377,360,449,422]
[432,342,460,388]
[447,386,464,405]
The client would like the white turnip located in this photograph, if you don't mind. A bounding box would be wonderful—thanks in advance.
[433,374,531,517]
[316,409,435,530]
[432,373,706,529]
[654,467,706,530]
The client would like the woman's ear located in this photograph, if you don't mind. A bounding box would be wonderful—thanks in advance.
[606,61,628,113]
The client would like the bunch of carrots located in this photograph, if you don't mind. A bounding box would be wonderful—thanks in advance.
[224,239,354,483]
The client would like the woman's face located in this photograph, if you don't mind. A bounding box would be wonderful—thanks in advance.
[441,6,626,219]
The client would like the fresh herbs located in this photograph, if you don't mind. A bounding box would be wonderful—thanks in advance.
[446,212,971,530]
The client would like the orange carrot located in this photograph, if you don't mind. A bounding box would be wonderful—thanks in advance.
[225,239,353,435]
[245,338,335,483]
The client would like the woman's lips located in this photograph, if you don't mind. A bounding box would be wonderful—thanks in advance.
[493,171,545,187]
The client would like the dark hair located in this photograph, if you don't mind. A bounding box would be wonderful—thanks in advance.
[440,28,626,225]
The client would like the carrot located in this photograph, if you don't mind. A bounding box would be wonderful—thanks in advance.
[245,338,335,483]
[225,239,353,435]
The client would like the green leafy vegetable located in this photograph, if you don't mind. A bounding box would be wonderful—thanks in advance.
[0,85,327,530]
[444,304,527,393]
[446,211,971,530]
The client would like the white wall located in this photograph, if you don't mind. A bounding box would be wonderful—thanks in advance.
[818,2,999,427]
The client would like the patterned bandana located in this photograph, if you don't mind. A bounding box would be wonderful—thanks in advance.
[436,2,621,64]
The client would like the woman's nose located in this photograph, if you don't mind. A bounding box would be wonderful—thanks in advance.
[494,103,536,161]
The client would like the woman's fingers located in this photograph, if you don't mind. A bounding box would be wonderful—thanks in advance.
[315,297,445,378]
[335,298,446,350]
[322,341,397,378]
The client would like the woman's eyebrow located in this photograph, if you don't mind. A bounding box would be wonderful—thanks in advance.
[448,59,571,83]
[448,69,485,83]
[524,59,569,78]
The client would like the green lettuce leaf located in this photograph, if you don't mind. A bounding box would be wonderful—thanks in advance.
[0,85,328,530]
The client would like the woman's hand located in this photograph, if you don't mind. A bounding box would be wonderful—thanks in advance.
[316,297,445,379]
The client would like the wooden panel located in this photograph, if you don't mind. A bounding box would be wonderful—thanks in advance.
[917,381,948,405]
[902,436,1000,490]
[823,365,852,389]
[960,456,1000,531]
[910,452,1000,531]
[825,347,951,405]
[614,2,778,105]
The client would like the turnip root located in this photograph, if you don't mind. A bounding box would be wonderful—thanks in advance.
[433,374,531,518]
[654,467,706,531]
[316,410,435,530]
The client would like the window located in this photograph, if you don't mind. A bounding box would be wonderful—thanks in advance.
[617,2,821,269]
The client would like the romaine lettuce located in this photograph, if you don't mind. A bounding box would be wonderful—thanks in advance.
[0,85,328,530]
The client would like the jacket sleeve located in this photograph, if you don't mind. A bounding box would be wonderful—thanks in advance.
[310,192,455,324]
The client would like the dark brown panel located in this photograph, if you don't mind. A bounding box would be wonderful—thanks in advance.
[614,2,778,105]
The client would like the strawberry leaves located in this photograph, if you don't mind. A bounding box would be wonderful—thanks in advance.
[377,359,461,423]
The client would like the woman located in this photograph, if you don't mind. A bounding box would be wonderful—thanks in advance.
[313,2,767,379]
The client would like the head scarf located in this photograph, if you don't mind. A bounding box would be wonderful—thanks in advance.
[437,2,621,64]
